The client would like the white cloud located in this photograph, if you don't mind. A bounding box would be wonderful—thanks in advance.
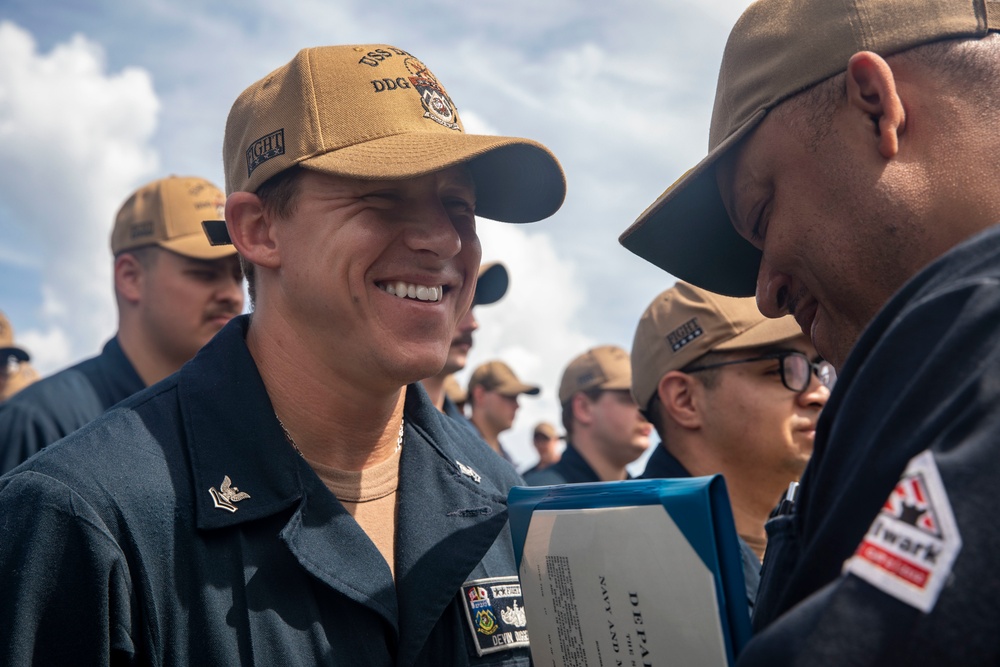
[0,21,160,372]
[17,320,73,372]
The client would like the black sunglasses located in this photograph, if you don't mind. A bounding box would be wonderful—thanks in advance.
[684,351,836,393]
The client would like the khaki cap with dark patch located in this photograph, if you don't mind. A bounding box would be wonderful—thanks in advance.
[222,45,566,225]
[111,176,236,260]
[558,345,633,404]
[630,282,803,409]
[620,0,1000,297]
[468,360,540,398]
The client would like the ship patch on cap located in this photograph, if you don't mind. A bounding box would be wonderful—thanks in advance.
[461,576,529,656]
[405,57,459,131]
[666,317,703,352]
[844,450,961,613]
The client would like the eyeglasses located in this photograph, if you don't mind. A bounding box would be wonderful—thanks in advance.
[684,351,836,393]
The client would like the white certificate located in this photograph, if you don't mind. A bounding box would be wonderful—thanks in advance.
[519,504,729,667]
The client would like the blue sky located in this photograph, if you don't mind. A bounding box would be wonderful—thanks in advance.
[0,0,751,467]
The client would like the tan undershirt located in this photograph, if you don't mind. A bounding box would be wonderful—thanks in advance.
[307,448,401,579]
[740,532,767,562]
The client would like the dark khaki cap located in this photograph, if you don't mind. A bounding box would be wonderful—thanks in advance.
[533,421,564,440]
[0,311,29,362]
[222,45,565,224]
[631,282,802,409]
[111,176,236,260]
[558,345,632,404]
[620,0,1000,297]
[474,262,510,306]
[468,360,540,398]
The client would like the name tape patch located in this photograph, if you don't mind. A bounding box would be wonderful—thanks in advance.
[844,449,961,613]
[461,576,529,656]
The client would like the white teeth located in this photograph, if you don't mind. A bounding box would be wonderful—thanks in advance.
[379,281,443,302]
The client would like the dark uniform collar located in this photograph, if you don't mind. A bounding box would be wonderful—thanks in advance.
[177,316,303,531]
[178,316,514,655]
[551,442,601,483]
[640,443,693,479]
[84,336,146,408]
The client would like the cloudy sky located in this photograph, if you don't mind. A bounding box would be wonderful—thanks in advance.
[0,0,751,469]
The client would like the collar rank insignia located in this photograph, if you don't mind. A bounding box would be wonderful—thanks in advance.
[209,475,251,513]
[457,461,481,484]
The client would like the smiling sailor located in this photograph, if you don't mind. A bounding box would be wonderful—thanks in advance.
[0,44,564,665]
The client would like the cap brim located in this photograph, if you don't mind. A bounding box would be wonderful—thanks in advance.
[474,262,510,306]
[301,132,566,224]
[161,232,239,260]
[0,346,29,362]
[597,378,633,392]
[499,383,540,397]
[618,109,767,298]
[713,314,805,352]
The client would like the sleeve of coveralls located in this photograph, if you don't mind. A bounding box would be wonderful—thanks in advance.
[738,279,1000,665]
[0,470,137,665]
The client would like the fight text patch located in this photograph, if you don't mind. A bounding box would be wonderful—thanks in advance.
[461,576,530,656]
[844,450,962,613]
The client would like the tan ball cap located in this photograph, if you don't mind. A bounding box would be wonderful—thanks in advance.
[468,360,540,399]
[222,44,566,224]
[111,176,236,260]
[0,311,29,362]
[630,282,803,409]
[619,0,999,297]
[533,421,564,441]
[558,345,633,404]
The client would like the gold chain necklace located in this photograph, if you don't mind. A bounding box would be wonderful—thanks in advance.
[277,416,404,459]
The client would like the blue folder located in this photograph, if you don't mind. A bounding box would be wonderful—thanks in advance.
[508,475,751,665]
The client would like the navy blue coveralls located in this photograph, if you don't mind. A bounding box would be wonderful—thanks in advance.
[522,442,606,486]
[0,316,531,666]
[0,336,143,474]
[740,225,1000,665]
